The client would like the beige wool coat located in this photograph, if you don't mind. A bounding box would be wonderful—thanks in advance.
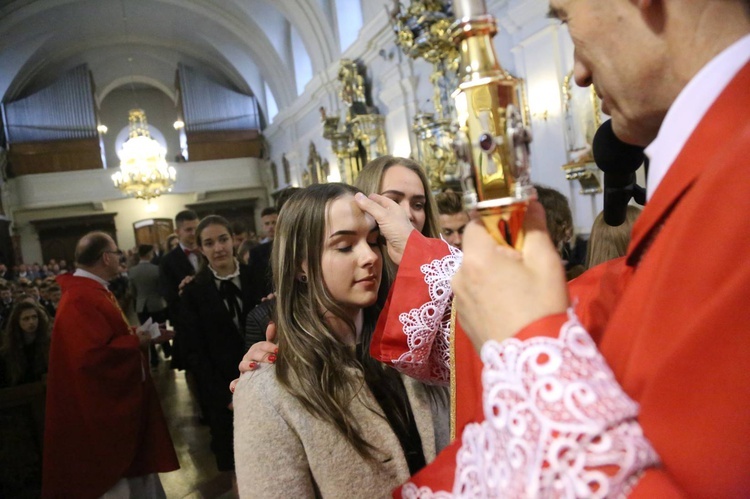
[233,364,449,498]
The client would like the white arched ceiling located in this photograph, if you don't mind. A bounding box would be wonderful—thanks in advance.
[228,0,338,74]
[0,0,341,120]
[98,76,178,107]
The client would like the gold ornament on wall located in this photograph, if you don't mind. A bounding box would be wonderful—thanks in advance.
[302,142,330,187]
[561,70,603,195]
[321,59,388,184]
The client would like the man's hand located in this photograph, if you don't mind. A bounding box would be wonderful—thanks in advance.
[153,326,175,344]
[452,201,569,351]
[135,329,151,350]
[354,192,415,265]
[229,321,278,393]
[178,275,194,296]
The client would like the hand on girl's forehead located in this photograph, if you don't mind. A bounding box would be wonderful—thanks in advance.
[326,196,378,235]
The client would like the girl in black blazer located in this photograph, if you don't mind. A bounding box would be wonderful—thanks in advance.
[180,215,255,473]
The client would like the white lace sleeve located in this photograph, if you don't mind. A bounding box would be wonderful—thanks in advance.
[402,310,660,498]
[393,245,462,384]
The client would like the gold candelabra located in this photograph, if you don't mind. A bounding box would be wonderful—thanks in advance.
[391,0,458,120]
[391,0,461,191]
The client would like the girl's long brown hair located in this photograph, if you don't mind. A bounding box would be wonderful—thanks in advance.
[0,301,50,386]
[272,183,418,460]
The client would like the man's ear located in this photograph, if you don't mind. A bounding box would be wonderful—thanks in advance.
[635,0,665,33]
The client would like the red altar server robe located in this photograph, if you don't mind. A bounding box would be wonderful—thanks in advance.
[372,63,750,497]
[43,274,179,498]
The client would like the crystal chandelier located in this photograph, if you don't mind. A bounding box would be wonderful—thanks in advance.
[111,109,176,200]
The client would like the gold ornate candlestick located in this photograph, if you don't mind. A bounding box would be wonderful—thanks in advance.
[450,0,534,247]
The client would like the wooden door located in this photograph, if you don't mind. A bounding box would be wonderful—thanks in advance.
[31,214,117,266]
[133,219,174,253]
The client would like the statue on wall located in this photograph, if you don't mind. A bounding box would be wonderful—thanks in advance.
[282,154,291,185]
[337,59,367,112]
[303,142,330,187]
[270,161,279,190]
[321,60,388,185]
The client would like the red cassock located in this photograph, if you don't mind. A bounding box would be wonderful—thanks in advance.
[372,63,750,497]
[42,275,179,498]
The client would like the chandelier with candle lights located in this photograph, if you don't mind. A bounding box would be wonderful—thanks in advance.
[111,109,176,200]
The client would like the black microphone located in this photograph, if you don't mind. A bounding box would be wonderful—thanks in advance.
[592,120,647,226]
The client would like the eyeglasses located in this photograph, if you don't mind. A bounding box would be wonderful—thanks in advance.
[103,249,123,257]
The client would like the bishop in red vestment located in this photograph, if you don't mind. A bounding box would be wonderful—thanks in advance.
[43,232,178,498]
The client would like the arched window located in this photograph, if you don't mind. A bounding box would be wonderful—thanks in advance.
[335,0,363,52]
[264,82,279,123]
[291,26,313,96]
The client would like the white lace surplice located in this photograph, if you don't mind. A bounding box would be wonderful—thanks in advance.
[394,244,462,385]
[402,312,660,498]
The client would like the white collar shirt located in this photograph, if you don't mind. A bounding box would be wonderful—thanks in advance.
[73,268,110,288]
[645,34,750,201]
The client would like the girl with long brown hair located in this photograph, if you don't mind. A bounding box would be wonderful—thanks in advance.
[0,301,50,387]
[233,183,447,497]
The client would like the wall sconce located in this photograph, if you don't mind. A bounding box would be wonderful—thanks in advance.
[173,120,185,130]
[562,162,602,195]
[97,124,108,134]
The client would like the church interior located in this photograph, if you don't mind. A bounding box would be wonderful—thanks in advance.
[0,0,616,496]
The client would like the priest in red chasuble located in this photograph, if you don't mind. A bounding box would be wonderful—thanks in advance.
[43,232,178,498]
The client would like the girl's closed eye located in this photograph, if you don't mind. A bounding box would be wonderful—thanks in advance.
[367,234,382,247]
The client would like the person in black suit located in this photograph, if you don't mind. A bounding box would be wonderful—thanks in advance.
[180,215,255,475]
[245,189,300,307]
[158,209,200,370]
[245,207,276,306]
[130,244,171,365]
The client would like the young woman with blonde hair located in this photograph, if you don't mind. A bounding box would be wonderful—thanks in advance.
[586,205,642,268]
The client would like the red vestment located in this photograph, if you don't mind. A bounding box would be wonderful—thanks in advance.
[372,63,750,497]
[42,274,179,498]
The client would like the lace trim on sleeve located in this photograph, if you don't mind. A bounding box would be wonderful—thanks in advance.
[402,310,660,498]
[394,245,462,384]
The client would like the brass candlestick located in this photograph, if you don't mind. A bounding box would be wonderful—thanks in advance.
[450,0,534,247]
